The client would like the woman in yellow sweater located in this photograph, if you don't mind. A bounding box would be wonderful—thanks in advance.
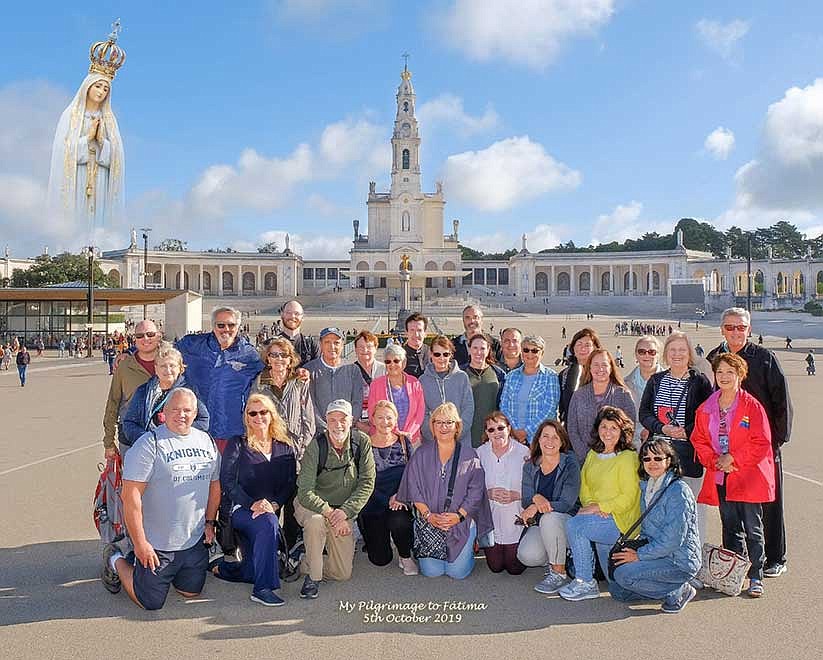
[559,406,641,601]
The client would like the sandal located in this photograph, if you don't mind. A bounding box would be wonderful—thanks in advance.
[747,579,763,598]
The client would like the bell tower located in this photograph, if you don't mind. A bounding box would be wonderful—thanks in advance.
[390,55,421,196]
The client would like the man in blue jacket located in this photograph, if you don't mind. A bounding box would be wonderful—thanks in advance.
[176,306,264,454]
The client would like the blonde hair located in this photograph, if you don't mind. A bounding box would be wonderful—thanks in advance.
[661,331,697,368]
[429,402,463,442]
[244,393,290,452]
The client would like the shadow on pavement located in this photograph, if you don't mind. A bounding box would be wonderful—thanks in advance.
[0,540,724,637]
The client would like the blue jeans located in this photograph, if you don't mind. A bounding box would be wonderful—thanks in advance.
[566,513,620,582]
[419,523,477,580]
[17,365,27,385]
[216,508,280,592]
[610,557,693,602]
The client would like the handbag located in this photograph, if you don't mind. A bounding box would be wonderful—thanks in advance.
[607,477,678,580]
[412,444,461,561]
[696,543,751,596]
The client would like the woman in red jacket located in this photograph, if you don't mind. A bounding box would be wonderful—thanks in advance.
[691,353,775,598]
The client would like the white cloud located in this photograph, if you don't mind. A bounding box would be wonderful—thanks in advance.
[704,127,735,160]
[417,94,500,136]
[319,118,389,172]
[434,0,616,70]
[188,144,313,219]
[695,18,750,63]
[442,136,581,212]
[721,79,823,230]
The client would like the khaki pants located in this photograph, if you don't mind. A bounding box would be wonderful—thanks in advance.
[293,500,355,582]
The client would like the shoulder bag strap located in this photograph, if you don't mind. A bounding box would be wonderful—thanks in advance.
[617,477,678,542]
[442,444,462,511]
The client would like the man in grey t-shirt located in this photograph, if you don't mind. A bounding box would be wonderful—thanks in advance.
[101,388,221,610]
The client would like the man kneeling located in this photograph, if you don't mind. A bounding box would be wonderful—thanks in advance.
[101,388,221,610]
[294,400,375,599]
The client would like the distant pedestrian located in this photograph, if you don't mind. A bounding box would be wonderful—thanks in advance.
[16,345,31,387]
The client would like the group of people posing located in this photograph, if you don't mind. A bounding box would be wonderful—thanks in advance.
[98,301,791,615]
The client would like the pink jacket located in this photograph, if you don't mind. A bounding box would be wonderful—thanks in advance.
[691,389,775,506]
[367,374,425,443]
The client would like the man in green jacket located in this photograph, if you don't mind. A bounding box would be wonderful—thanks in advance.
[294,399,376,599]
[102,320,161,458]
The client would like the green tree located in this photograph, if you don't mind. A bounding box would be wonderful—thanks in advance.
[155,238,187,251]
[10,252,106,287]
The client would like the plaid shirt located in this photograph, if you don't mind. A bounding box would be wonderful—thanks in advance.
[500,363,560,442]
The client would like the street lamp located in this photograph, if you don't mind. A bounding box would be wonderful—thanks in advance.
[87,245,95,358]
[141,227,152,317]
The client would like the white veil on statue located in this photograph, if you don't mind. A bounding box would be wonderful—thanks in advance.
[46,23,126,242]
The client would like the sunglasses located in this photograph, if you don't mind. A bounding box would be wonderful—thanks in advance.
[134,331,158,339]
[522,347,541,354]
[723,324,748,332]
[642,455,667,463]
[433,420,456,426]
[268,352,288,359]
[432,351,451,358]
[216,322,238,330]
[486,425,507,433]
[386,358,403,364]
[247,410,270,417]
[636,348,657,356]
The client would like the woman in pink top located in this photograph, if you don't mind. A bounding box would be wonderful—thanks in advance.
[368,343,425,444]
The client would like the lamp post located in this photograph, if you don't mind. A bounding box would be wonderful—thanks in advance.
[141,227,152,317]
[87,245,95,358]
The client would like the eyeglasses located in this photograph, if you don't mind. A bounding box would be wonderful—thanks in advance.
[636,348,657,356]
[486,425,507,433]
[642,455,667,463]
[432,351,451,358]
[216,322,238,330]
[268,352,288,359]
[134,332,157,339]
[522,347,541,354]
[433,420,456,426]
[386,358,403,364]
[723,324,748,332]
[247,410,270,417]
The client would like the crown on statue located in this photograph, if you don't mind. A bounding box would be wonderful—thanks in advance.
[88,19,126,79]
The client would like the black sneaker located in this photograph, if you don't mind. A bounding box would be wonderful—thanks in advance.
[101,543,122,594]
[299,576,319,599]
[763,562,787,578]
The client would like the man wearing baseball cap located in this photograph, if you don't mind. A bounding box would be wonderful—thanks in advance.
[294,399,375,599]
[304,327,364,432]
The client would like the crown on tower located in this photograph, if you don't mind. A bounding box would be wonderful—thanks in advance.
[88,19,126,80]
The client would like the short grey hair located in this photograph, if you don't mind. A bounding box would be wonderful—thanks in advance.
[211,306,241,325]
[384,343,406,361]
[721,307,751,326]
[164,387,197,409]
[522,335,545,350]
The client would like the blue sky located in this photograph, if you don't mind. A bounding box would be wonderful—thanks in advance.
[3,1,823,258]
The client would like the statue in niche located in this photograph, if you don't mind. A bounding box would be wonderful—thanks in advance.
[47,20,126,241]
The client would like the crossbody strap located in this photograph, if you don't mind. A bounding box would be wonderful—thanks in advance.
[617,476,678,542]
[442,444,462,511]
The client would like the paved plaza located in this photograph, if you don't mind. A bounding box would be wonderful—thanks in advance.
[1,313,821,660]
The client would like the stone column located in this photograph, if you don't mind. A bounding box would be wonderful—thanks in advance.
[218,264,223,297]
[609,264,614,295]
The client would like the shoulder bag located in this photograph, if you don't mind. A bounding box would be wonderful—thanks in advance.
[607,477,678,580]
[412,444,461,561]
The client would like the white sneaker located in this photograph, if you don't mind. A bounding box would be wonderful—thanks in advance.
[558,578,600,601]
[399,557,419,576]
[534,568,569,594]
